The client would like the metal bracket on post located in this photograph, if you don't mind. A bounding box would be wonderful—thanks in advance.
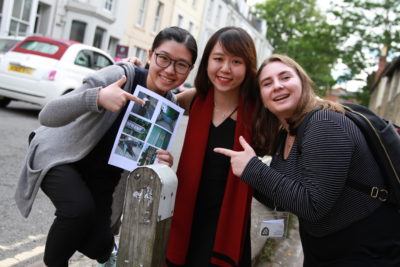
[117,164,178,267]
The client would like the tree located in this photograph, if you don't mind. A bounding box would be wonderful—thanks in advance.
[254,0,341,94]
[328,0,400,105]
[329,0,400,82]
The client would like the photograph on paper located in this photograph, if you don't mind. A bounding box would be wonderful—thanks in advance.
[108,85,184,171]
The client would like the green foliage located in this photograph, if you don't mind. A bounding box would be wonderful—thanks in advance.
[254,0,340,94]
[327,0,400,104]
[253,0,400,103]
[328,0,400,80]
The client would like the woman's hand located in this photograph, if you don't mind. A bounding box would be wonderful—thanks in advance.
[214,136,256,177]
[121,57,145,68]
[98,75,145,112]
[156,149,174,167]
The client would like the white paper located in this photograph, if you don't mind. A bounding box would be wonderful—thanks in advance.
[259,219,285,238]
[108,85,184,171]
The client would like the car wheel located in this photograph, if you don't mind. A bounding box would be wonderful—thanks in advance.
[0,96,11,107]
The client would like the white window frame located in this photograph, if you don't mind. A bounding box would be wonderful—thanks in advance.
[177,14,183,28]
[137,0,147,27]
[152,1,164,33]
[188,21,194,33]
[206,0,214,21]
[9,0,32,37]
[133,46,147,64]
[104,0,114,12]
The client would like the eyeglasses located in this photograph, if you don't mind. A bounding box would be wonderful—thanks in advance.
[154,52,192,75]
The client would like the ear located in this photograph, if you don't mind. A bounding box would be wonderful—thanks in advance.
[148,50,153,59]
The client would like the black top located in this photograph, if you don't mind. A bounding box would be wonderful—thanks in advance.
[185,118,251,266]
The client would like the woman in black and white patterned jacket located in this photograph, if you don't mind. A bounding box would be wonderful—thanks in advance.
[215,54,400,267]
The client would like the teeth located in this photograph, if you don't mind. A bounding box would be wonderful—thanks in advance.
[274,95,288,101]
[218,76,231,81]
[161,76,174,82]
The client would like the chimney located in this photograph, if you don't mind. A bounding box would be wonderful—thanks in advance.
[375,45,388,81]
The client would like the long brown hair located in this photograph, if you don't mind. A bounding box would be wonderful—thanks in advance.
[194,27,257,107]
[252,54,343,155]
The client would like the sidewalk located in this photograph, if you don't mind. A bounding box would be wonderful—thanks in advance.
[30,199,303,267]
[252,199,303,267]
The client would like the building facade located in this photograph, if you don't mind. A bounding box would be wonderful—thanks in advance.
[190,0,273,84]
[369,57,400,125]
[0,0,273,85]
[0,0,129,56]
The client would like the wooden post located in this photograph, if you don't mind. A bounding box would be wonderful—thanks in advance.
[117,164,177,267]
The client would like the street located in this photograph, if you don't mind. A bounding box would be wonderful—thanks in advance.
[0,102,49,266]
[0,101,188,266]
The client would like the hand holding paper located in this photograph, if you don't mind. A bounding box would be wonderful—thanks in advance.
[98,75,145,112]
[156,149,174,167]
[214,136,256,177]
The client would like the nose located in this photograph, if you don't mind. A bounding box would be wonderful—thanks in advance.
[221,61,231,73]
[272,79,283,90]
[164,62,176,74]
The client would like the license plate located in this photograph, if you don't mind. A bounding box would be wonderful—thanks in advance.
[8,65,35,75]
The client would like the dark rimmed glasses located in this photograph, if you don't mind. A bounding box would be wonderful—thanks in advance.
[154,52,192,75]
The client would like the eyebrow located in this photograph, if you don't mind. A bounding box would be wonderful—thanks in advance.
[260,70,291,84]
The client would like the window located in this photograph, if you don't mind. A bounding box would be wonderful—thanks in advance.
[206,0,214,21]
[152,1,164,33]
[20,40,59,54]
[134,46,146,64]
[74,50,113,70]
[93,26,106,48]
[93,51,113,69]
[215,5,222,26]
[104,0,114,11]
[188,21,193,33]
[177,14,183,28]
[74,50,91,67]
[137,0,147,26]
[9,0,32,37]
[0,0,4,26]
[70,20,86,43]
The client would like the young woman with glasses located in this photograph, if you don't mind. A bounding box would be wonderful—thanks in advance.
[15,26,197,267]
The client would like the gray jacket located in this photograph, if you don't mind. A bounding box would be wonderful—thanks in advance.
[14,62,176,218]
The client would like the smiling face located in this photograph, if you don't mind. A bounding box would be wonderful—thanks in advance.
[206,42,246,94]
[258,61,303,122]
[146,40,193,96]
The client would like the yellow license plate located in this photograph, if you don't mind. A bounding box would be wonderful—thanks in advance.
[8,65,35,75]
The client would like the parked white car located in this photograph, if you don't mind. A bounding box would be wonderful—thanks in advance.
[0,36,114,107]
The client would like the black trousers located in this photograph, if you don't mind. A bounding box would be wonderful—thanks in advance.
[40,163,121,267]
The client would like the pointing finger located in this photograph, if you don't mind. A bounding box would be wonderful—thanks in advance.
[115,75,127,88]
[214,147,236,157]
[124,93,145,105]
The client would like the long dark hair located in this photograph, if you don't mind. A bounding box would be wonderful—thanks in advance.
[152,26,198,65]
[194,27,257,105]
[252,54,343,155]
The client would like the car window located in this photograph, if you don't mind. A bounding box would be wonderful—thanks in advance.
[20,40,59,54]
[93,52,113,70]
[74,50,91,68]
[0,39,19,53]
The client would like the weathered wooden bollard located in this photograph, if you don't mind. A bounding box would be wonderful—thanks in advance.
[117,164,177,267]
